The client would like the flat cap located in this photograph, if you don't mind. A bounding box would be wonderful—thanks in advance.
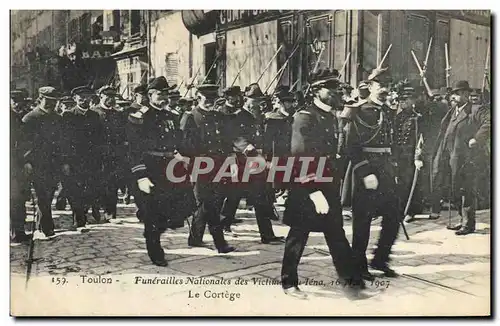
[223,86,241,97]
[309,68,340,89]
[71,86,94,96]
[59,95,75,104]
[148,76,169,91]
[39,86,59,99]
[97,85,117,96]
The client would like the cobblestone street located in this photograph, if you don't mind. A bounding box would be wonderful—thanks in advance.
[11,201,491,316]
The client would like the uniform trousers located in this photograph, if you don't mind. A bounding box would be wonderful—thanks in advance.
[351,163,400,271]
[32,168,57,234]
[281,191,359,289]
[101,150,128,217]
[10,166,28,237]
[188,181,228,249]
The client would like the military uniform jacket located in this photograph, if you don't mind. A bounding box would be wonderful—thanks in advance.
[126,105,184,181]
[220,103,260,156]
[263,110,293,158]
[342,99,394,181]
[283,101,341,232]
[62,106,105,166]
[21,107,65,172]
[391,109,421,161]
[99,105,129,157]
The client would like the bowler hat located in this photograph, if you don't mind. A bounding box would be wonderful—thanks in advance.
[223,86,241,97]
[451,80,472,94]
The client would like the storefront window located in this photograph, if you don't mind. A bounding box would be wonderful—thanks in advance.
[277,18,293,87]
[305,14,333,75]
[434,18,450,88]
[216,33,226,88]
[407,14,430,84]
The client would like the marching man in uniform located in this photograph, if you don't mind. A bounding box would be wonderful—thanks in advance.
[341,79,400,281]
[126,76,195,266]
[180,82,235,253]
[281,69,364,299]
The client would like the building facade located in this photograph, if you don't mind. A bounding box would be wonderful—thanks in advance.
[10,10,491,98]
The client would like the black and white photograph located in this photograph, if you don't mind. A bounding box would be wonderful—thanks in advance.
[9,9,491,316]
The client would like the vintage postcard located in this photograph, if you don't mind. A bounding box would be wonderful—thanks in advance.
[10,9,491,316]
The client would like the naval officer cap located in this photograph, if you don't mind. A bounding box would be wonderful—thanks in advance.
[148,76,169,91]
[133,84,148,95]
[168,89,181,99]
[273,85,294,101]
[39,86,60,100]
[196,81,219,97]
[97,85,117,96]
[309,68,340,90]
[244,83,265,99]
[71,85,94,97]
[223,86,241,97]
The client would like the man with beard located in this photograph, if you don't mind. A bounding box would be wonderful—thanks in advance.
[21,87,62,239]
[126,76,195,266]
[281,69,364,299]
[180,82,235,253]
[341,78,400,280]
[390,86,424,222]
[96,86,129,221]
[430,80,490,235]
[10,89,31,242]
[61,86,104,230]
[219,86,284,245]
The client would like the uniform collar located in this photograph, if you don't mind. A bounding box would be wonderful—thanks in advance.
[313,98,332,112]
[75,105,89,115]
[150,103,164,111]
[369,95,384,106]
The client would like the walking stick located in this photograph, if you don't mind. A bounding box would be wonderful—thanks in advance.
[26,184,40,289]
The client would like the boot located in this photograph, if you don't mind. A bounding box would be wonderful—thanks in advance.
[456,207,475,235]
[210,226,235,253]
[145,232,168,266]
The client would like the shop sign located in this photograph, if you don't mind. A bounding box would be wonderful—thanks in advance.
[218,10,294,29]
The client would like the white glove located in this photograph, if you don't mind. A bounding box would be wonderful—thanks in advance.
[309,191,330,214]
[414,160,423,170]
[363,174,379,190]
[138,177,154,194]
[468,138,477,148]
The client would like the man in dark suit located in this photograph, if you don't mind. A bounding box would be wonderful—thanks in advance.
[430,80,490,235]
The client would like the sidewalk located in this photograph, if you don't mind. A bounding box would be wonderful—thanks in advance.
[10,202,491,316]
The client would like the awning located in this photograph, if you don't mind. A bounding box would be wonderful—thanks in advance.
[181,10,218,36]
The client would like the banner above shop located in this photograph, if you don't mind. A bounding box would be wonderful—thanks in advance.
[217,10,295,30]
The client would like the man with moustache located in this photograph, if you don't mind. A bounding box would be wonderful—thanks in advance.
[60,86,104,230]
[180,82,235,253]
[96,85,129,221]
[219,86,284,245]
[341,78,400,280]
[126,76,195,266]
[282,69,364,299]
[21,87,63,238]
[430,80,490,235]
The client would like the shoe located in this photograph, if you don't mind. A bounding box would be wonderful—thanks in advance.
[429,213,440,220]
[261,236,285,244]
[455,226,475,235]
[151,257,168,267]
[43,229,56,237]
[188,240,207,248]
[11,233,30,243]
[404,214,415,223]
[103,213,113,223]
[370,262,398,278]
[361,270,375,281]
[447,222,462,231]
[283,286,308,299]
[217,245,236,254]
